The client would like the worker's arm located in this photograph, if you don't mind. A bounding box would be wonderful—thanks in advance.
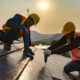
[52,37,80,54]
[44,35,66,55]
[48,35,66,50]
[23,33,29,54]
[6,14,26,32]
[23,33,33,59]
[29,30,31,46]
[44,37,80,56]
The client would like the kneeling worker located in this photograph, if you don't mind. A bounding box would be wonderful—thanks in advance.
[0,13,40,59]
[44,22,80,78]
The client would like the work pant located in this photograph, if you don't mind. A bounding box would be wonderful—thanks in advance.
[1,28,19,45]
[64,60,80,73]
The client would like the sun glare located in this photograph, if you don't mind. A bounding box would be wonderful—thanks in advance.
[40,2,47,9]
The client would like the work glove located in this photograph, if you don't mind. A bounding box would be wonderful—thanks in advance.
[44,50,51,56]
[24,27,29,36]
[25,53,34,60]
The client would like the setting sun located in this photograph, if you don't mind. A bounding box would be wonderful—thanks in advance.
[40,2,47,9]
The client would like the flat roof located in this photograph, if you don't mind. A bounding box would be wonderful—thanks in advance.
[0,42,79,80]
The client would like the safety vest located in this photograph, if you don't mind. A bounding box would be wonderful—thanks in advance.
[66,32,80,61]
[2,14,30,38]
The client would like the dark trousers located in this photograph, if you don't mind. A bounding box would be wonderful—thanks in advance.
[64,60,80,73]
[1,28,19,45]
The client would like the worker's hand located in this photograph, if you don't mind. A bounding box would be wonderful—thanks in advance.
[24,27,29,35]
[44,50,51,56]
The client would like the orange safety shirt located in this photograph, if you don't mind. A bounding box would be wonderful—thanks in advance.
[2,14,30,38]
[66,32,80,61]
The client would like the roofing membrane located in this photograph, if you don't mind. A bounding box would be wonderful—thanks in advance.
[0,41,79,80]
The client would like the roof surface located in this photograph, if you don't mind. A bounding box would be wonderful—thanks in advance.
[0,41,79,80]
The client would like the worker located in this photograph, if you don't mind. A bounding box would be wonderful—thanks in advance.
[44,22,80,78]
[0,13,40,59]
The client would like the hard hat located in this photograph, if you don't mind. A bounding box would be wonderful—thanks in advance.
[61,22,76,34]
[30,13,40,26]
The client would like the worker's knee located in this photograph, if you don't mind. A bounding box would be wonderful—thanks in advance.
[64,65,70,74]
[12,28,19,34]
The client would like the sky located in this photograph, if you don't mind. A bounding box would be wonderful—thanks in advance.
[0,0,80,34]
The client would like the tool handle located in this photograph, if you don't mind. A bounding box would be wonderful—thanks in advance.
[45,55,48,63]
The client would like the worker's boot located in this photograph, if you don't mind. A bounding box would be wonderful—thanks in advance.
[4,43,11,50]
[29,48,35,55]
